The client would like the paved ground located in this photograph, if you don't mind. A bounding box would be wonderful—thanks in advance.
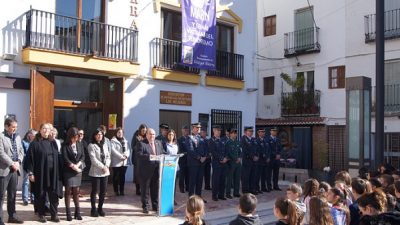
[8,182,288,224]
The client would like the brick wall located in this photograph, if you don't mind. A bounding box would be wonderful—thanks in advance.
[328,126,347,171]
[312,125,328,170]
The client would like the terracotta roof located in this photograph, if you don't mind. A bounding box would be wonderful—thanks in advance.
[256,117,326,126]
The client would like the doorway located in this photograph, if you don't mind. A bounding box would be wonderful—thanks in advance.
[159,110,191,137]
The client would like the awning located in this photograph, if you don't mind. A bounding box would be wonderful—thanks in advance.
[256,117,326,126]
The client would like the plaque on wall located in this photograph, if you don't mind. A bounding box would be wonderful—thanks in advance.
[160,91,192,106]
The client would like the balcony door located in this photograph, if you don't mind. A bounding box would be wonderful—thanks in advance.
[294,7,314,50]
[55,0,106,54]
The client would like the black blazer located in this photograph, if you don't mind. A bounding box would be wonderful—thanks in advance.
[137,139,165,179]
[61,142,85,176]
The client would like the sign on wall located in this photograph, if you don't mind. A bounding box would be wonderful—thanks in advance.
[181,0,216,70]
[160,91,192,106]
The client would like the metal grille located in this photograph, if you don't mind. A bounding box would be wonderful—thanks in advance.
[328,126,347,171]
[384,132,400,169]
[211,109,242,138]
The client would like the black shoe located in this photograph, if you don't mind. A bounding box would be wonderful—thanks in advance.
[98,209,106,217]
[226,195,233,199]
[66,213,72,221]
[218,196,227,200]
[274,187,282,191]
[38,215,47,223]
[120,192,125,196]
[212,197,218,201]
[8,217,24,224]
[258,190,263,194]
[142,208,149,214]
[90,210,99,217]
[136,190,141,196]
[50,215,60,223]
[251,192,258,195]
[233,194,241,197]
[115,192,120,196]
[23,201,29,206]
[74,212,82,220]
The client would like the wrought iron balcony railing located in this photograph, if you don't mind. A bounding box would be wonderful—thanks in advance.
[372,84,400,114]
[281,90,321,117]
[151,38,244,80]
[207,50,244,80]
[24,9,138,62]
[284,27,320,57]
[365,8,400,43]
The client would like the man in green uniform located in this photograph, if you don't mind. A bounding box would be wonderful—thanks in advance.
[225,128,242,198]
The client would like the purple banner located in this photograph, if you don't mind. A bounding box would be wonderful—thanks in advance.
[181,0,216,70]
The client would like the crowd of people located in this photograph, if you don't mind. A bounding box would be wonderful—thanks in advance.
[2,117,400,225]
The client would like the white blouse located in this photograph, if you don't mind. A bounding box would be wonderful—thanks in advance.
[166,142,178,155]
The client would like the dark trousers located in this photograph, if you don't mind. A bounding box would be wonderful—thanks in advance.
[90,176,108,211]
[260,164,268,190]
[241,162,256,193]
[212,164,227,198]
[140,170,159,210]
[112,166,127,194]
[133,163,140,193]
[0,171,18,222]
[266,159,280,189]
[251,163,261,192]
[203,160,211,189]
[188,165,204,197]
[226,163,241,196]
[178,164,189,192]
[36,190,59,217]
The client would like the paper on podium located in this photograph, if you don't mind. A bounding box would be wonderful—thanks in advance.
[150,155,162,161]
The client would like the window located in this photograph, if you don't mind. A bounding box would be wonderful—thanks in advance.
[263,76,275,95]
[329,66,345,89]
[297,71,314,91]
[216,24,234,52]
[264,15,276,36]
[385,60,400,84]
[162,9,182,41]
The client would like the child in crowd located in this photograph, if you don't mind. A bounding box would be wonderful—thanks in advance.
[273,197,298,225]
[309,196,334,225]
[181,195,207,225]
[286,183,306,225]
[327,188,349,225]
[229,193,262,225]
[302,179,319,225]
[395,180,400,211]
[319,182,332,199]
[350,178,367,225]
[369,177,383,191]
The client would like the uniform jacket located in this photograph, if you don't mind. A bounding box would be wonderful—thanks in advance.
[226,138,242,166]
[266,135,282,159]
[61,142,85,177]
[0,131,24,177]
[110,137,130,167]
[88,142,111,177]
[177,135,189,166]
[209,136,228,167]
[255,137,270,163]
[187,134,207,166]
[137,139,166,180]
[240,135,257,166]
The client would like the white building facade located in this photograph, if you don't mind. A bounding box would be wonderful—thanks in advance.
[257,0,400,171]
[0,0,257,181]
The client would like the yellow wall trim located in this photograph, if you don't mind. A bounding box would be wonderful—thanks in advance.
[22,48,140,76]
[206,76,244,89]
[152,67,200,84]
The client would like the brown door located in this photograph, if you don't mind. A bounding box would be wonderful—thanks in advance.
[103,78,124,138]
[30,70,54,130]
[159,110,191,136]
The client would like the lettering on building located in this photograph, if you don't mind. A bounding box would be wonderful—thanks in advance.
[160,91,192,106]
[130,0,138,30]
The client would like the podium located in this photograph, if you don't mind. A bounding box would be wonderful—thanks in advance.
[157,154,180,216]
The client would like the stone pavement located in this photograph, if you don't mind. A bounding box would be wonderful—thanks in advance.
[9,182,288,225]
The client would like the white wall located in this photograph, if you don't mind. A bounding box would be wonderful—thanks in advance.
[257,0,347,120]
[0,88,30,135]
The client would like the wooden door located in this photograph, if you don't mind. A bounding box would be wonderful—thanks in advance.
[30,70,54,130]
[159,110,191,137]
[103,78,124,138]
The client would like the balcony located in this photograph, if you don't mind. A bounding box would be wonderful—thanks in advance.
[151,38,244,81]
[372,84,400,115]
[365,8,400,43]
[281,90,321,117]
[284,27,320,57]
[24,9,138,62]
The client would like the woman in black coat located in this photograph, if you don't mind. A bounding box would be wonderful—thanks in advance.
[27,123,62,223]
[61,127,85,221]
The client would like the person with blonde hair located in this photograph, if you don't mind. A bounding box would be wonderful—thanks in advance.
[181,195,207,225]
[309,196,334,225]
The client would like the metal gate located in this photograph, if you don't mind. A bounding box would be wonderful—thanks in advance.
[384,132,400,169]
[211,109,242,138]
